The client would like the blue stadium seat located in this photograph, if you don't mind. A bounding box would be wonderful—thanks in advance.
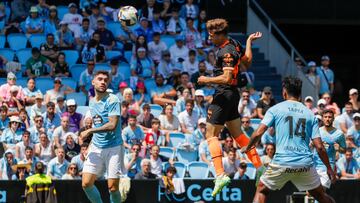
[29,34,46,48]
[187,162,209,179]
[124,51,132,62]
[168,132,186,147]
[0,78,6,85]
[163,162,186,178]
[57,6,68,20]
[35,78,54,94]
[94,63,111,72]
[251,118,261,130]
[106,22,126,37]
[61,77,77,90]
[76,106,90,116]
[70,64,86,80]
[119,63,131,80]
[20,22,26,34]
[17,78,28,88]
[21,65,27,76]
[0,35,5,48]
[66,92,87,106]
[245,163,257,179]
[16,49,32,65]
[207,166,216,178]
[176,149,198,164]
[159,147,174,160]
[7,33,28,51]
[105,50,121,60]
[62,50,79,66]
[144,79,156,92]
[160,35,175,48]
[149,104,163,117]
[0,49,15,61]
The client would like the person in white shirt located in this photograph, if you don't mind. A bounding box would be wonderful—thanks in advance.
[339,102,354,134]
[157,51,176,79]
[182,49,199,77]
[53,115,71,148]
[166,8,186,35]
[169,35,189,64]
[29,93,46,123]
[238,90,257,118]
[222,148,240,177]
[149,145,162,177]
[75,18,94,51]
[147,32,167,64]
[62,3,83,38]
[178,99,198,134]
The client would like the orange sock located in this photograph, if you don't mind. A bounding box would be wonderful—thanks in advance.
[234,134,262,168]
[207,137,224,176]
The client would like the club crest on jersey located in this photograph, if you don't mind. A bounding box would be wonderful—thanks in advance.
[93,114,103,125]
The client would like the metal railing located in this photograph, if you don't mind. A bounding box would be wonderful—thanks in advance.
[247,0,319,102]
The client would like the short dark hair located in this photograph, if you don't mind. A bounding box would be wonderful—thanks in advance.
[206,18,229,35]
[110,59,119,66]
[185,99,194,106]
[345,148,353,154]
[228,147,236,154]
[128,115,137,120]
[166,166,177,174]
[25,146,33,151]
[81,143,89,148]
[23,130,30,136]
[35,161,45,174]
[82,18,90,23]
[344,102,353,106]
[186,17,194,22]
[189,49,196,56]
[152,118,160,125]
[153,32,161,37]
[282,76,302,98]
[181,72,190,77]
[46,33,54,38]
[322,109,334,117]
[239,162,247,169]
[142,103,150,110]
[94,70,110,78]
[47,101,55,107]
[121,101,130,107]
[31,47,40,54]
[0,105,8,112]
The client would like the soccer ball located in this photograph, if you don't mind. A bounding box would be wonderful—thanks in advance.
[118,6,138,26]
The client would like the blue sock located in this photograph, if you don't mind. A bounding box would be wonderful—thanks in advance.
[110,190,121,203]
[83,185,103,203]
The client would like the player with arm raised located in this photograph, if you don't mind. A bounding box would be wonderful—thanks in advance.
[197,18,262,196]
[242,76,336,203]
[80,70,125,203]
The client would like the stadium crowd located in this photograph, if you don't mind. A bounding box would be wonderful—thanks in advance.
[0,0,359,184]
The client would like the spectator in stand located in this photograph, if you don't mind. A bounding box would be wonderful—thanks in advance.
[81,39,98,63]
[303,96,317,113]
[0,105,9,132]
[123,88,141,115]
[124,143,143,179]
[167,8,186,35]
[79,59,95,95]
[169,35,189,63]
[0,73,24,102]
[191,61,209,89]
[11,161,31,180]
[44,77,75,104]
[182,17,202,50]
[198,10,210,47]
[1,116,24,149]
[204,50,215,74]
[222,136,235,157]
[122,115,145,150]
[42,101,61,136]
[4,86,24,115]
[199,138,212,165]
[121,101,130,129]
[194,89,208,118]
[247,84,261,103]
[222,148,240,178]
[233,162,249,180]
[78,116,93,145]
[337,148,360,179]
[76,18,94,50]
[134,17,154,43]
[19,109,30,131]
[134,158,157,180]
[130,47,155,79]
[0,55,8,77]
[94,17,115,50]
[306,61,320,93]
[137,104,154,131]
[25,6,44,34]
[149,145,162,177]
[148,32,167,65]
[151,73,177,106]
[134,81,151,105]
[178,99,198,134]
[176,72,195,96]
[160,0,172,22]
[22,146,39,174]
[183,50,199,76]
[28,115,46,144]
[89,4,102,30]
[140,0,157,21]
[131,35,148,59]
[151,9,166,34]
[26,48,54,77]
[238,90,257,118]
[55,96,66,114]
[322,92,340,117]
[15,131,33,160]
[0,150,17,180]
[180,0,199,19]
[108,59,124,93]
[10,0,31,22]
[91,32,106,62]
[316,55,334,96]
[34,132,55,164]
[349,88,360,112]
[240,116,254,138]
[62,3,83,38]
[145,118,166,147]
[176,88,192,114]
[55,21,75,50]
[185,117,206,150]
[53,53,70,77]
[339,102,354,135]
[71,143,88,175]
[44,5,60,36]
[116,82,128,103]
[256,86,276,119]
[63,132,80,162]
[23,78,41,106]
[315,99,327,116]
[159,51,176,80]
[347,113,360,147]
[29,93,46,122]
[35,0,50,20]
[62,99,83,133]
[261,143,275,167]
[40,33,60,63]
[47,147,70,179]
[62,163,81,180]
[159,104,180,142]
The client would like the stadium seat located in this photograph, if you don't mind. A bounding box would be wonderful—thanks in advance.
[61,77,77,90]
[245,163,257,179]
[106,22,126,37]
[251,118,261,130]
[94,63,111,72]
[16,49,32,65]
[17,78,28,87]
[187,162,209,179]
[176,149,198,164]
[70,64,86,81]
[207,166,216,178]
[144,79,156,92]
[149,104,163,117]
[163,162,186,178]
[168,132,186,147]
[0,48,15,61]
[66,92,87,106]
[57,6,68,20]
[35,78,54,94]
[7,33,28,51]
[62,50,79,66]
[160,35,175,48]
[159,147,174,160]
[0,78,6,85]
[124,50,132,62]
[76,106,90,116]
[29,34,46,48]
[20,22,26,34]
[0,35,5,48]
[105,50,121,60]
[119,63,131,80]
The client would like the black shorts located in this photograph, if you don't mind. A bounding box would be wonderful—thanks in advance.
[207,88,240,125]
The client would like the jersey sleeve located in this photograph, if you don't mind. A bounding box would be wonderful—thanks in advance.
[311,117,320,139]
[261,107,275,127]
[107,95,121,117]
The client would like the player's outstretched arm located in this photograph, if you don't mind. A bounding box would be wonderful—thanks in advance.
[313,137,337,183]
[198,69,233,85]
[242,123,268,153]
[80,115,119,141]
[241,32,262,69]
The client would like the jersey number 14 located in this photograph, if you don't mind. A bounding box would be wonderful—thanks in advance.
[285,116,306,139]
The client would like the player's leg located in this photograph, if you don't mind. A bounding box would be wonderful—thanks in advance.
[107,145,125,203]
[108,178,121,203]
[253,181,271,203]
[82,173,103,203]
[225,118,262,168]
[308,185,335,203]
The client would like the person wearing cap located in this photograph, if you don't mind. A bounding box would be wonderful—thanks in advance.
[94,17,116,50]
[233,162,250,180]
[1,116,24,149]
[76,18,95,50]
[338,102,354,134]
[152,73,177,106]
[62,99,83,133]
[11,160,31,180]
[40,33,60,63]
[55,20,75,49]
[25,6,44,34]
[349,88,360,112]
[134,81,151,105]
[134,16,154,43]
[306,61,320,94]
[303,96,317,113]
[158,50,176,79]
[62,3,83,36]
[0,150,17,180]
[167,7,186,35]
[115,81,128,102]
[0,72,25,102]
[130,46,156,79]
[315,98,327,115]
[316,55,334,96]
[347,113,360,147]
[194,89,208,118]
[148,32,168,64]
[44,77,74,105]
[169,34,189,63]
[29,93,46,121]
[43,5,59,36]
[187,117,206,150]
[256,86,276,119]
[26,47,54,77]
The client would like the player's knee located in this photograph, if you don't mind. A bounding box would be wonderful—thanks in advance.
[257,182,270,196]
[82,181,93,189]
[108,184,119,192]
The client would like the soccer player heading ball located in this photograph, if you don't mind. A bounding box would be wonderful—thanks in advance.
[197,18,262,196]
